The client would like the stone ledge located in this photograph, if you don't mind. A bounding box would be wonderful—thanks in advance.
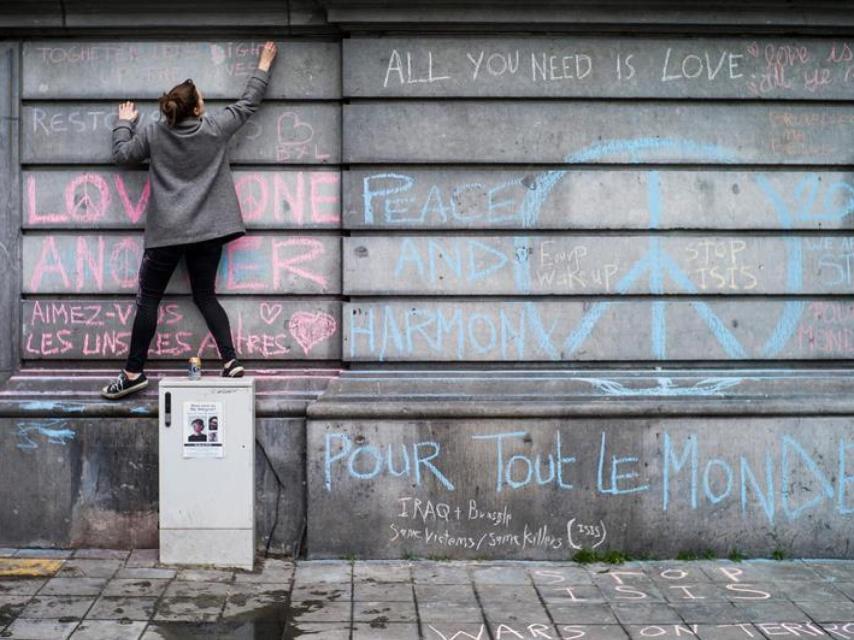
[0,368,340,418]
[307,368,854,418]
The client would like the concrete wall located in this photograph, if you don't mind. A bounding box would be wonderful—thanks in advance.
[2,6,854,559]
[18,39,343,365]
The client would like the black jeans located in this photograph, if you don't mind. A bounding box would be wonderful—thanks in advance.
[125,238,237,373]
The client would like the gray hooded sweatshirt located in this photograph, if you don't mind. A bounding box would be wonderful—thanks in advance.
[111,66,271,248]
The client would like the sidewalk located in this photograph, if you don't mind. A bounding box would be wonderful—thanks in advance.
[0,549,853,639]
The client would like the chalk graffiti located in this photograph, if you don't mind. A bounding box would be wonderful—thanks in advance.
[322,427,854,524]
[16,419,76,449]
[26,170,340,227]
[22,300,340,359]
[24,234,336,294]
[288,311,338,355]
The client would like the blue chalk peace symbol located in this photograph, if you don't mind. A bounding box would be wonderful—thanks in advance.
[517,138,805,359]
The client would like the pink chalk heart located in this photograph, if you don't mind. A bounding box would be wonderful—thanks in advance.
[288,311,337,354]
[746,42,760,58]
[260,302,283,325]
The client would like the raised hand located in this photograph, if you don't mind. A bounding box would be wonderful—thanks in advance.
[258,41,278,72]
[118,100,139,122]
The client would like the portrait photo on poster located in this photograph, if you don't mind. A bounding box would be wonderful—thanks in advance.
[183,401,224,458]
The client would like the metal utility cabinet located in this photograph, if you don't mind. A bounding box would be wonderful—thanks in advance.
[158,377,256,570]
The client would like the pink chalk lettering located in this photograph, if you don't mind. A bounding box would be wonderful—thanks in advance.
[310,172,340,223]
[75,236,105,291]
[225,235,266,291]
[114,302,134,325]
[113,174,150,224]
[274,172,305,224]
[26,176,65,225]
[288,311,337,354]
[272,237,327,289]
[30,236,70,291]
[259,302,284,325]
[67,173,111,223]
[235,172,268,222]
[109,237,142,288]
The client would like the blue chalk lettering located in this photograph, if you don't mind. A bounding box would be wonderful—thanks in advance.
[348,445,383,479]
[487,179,521,223]
[414,441,455,490]
[499,306,527,360]
[405,307,439,353]
[839,439,854,515]
[380,304,405,361]
[525,302,560,360]
[450,183,486,223]
[362,173,416,224]
[421,185,448,223]
[703,459,734,504]
[597,431,649,495]
[663,432,698,510]
[437,306,465,360]
[506,455,533,489]
[387,445,410,477]
[324,432,352,492]
[781,435,835,520]
[428,238,462,282]
[740,453,776,524]
[467,239,508,282]
[467,313,497,354]
[394,237,425,279]
[472,430,528,493]
[348,306,375,358]
[555,431,576,490]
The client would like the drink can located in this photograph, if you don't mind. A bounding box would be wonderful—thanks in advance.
[188,357,202,380]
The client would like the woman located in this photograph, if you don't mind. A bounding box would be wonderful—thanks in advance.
[101,41,278,400]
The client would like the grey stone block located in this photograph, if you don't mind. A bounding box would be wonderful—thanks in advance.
[288,600,351,623]
[352,600,417,622]
[417,601,484,624]
[353,561,413,583]
[352,622,419,639]
[546,603,619,624]
[69,550,129,561]
[344,168,854,232]
[102,579,170,598]
[791,600,854,623]
[344,102,854,164]
[23,233,341,295]
[68,620,147,640]
[290,583,351,603]
[152,597,225,623]
[24,169,341,231]
[733,602,812,623]
[307,417,854,559]
[343,234,854,296]
[343,299,854,362]
[294,562,352,585]
[20,595,96,620]
[611,603,684,624]
[353,583,414,602]
[57,561,121,579]
[1,618,78,639]
[21,298,342,361]
[23,102,340,164]
[24,41,339,100]
[39,578,106,597]
[0,580,48,596]
[343,37,852,100]
[86,596,157,621]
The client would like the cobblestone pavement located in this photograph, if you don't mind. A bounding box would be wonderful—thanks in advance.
[1,550,853,639]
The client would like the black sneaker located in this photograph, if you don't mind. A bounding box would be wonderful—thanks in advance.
[222,359,245,378]
[101,371,149,400]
